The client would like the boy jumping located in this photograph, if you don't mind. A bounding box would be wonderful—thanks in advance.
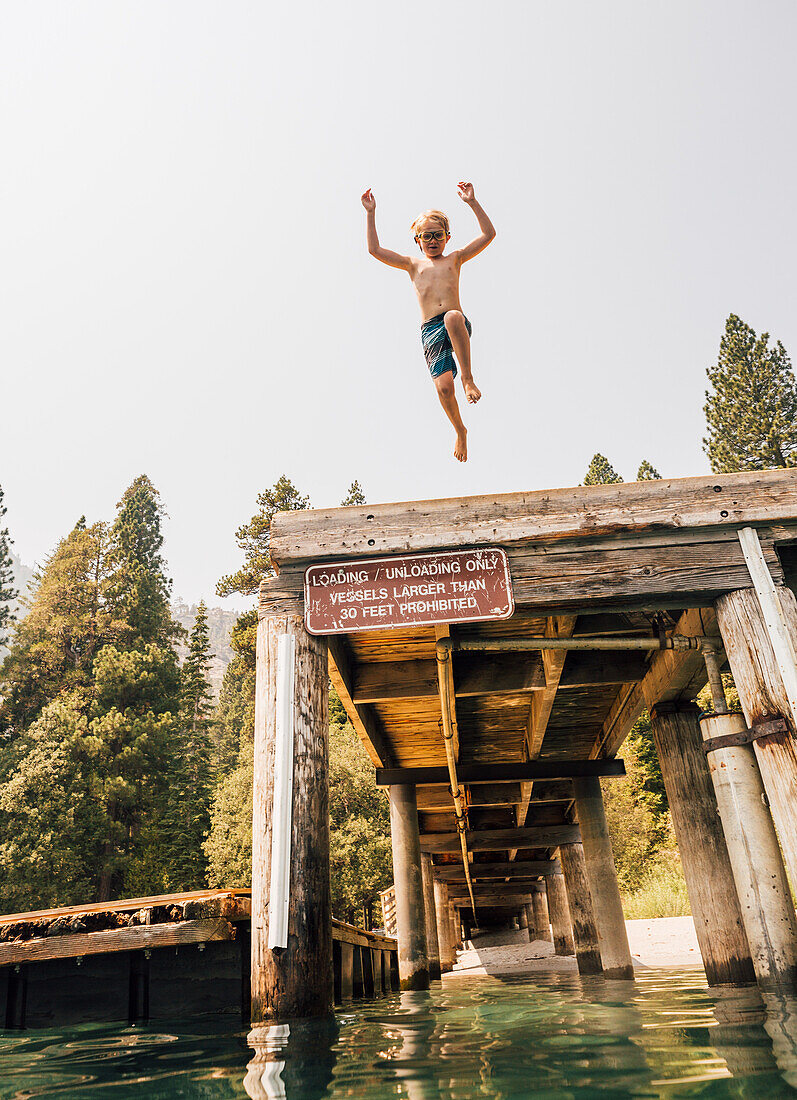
[361,182,495,462]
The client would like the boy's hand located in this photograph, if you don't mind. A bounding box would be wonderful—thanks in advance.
[361,188,376,212]
[457,181,475,205]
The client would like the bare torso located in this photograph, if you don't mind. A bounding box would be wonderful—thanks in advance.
[409,254,463,321]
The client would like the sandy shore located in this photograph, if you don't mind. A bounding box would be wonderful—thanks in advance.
[447,916,703,979]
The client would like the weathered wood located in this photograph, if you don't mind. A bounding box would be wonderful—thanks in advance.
[268,470,797,566]
[327,634,393,767]
[433,880,453,971]
[546,873,576,956]
[715,586,797,896]
[573,777,632,978]
[446,880,551,898]
[251,614,332,1022]
[0,889,251,929]
[379,760,625,786]
[559,842,603,975]
[518,903,529,929]
[433,860,560,881]
[389,785,430,990]
[447,894,542,908]
[531,888,552,943]
[420,825,580,854]
[0,919,233,967]
[420,855,441,980]
[701,710,797,991]
[330,920,395,952]
[649,702,755,985]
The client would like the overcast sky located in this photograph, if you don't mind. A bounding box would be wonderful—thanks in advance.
[3,1,796,610]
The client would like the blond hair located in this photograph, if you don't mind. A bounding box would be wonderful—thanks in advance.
[411,209,450,238]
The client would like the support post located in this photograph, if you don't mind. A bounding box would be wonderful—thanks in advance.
[518,903,529,929]
[700,709,797,990]
[434,880,454,972]
[420,854,442,981]
[559,842,603,975]
[388,785,430,990]
[649,702,755,985]
[573,777,633,979]
[251,613,332,1022]
[716,584,797,895]
[531,886,552,943]
[523,902,535,942]
[546,873,576,956]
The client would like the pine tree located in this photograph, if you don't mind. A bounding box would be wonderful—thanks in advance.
[217,475,310,598]
[106,475,177,648]
[704,314,797,472]
[341,481,366,506]
[0,484,16,649]
[583,454,623,485]
[636,460,661,480]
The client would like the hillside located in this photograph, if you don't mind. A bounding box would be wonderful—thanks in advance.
[172,600,240,696]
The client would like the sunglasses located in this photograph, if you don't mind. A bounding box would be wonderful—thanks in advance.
[417,230,447,242]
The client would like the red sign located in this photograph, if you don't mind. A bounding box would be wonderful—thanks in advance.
[304,548,514,635]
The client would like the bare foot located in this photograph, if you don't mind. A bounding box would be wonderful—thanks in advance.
[454,428,468,462]
[463,379,481,404]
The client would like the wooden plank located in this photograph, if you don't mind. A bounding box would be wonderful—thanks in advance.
[0,919,233,966]
[0,889,251,927]
[378,759,625,786]
[328,634,394,767]
[269,470,797,566]
[331,919,395,952]
[416,780,574,811]
[351,651,646,705]
[446,894,541,907]
[420,825,580,854]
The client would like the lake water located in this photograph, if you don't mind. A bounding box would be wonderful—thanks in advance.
[2,969,797,1098]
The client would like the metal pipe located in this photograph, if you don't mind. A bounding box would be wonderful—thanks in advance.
[438,634,702,654]
[435,646,478,919]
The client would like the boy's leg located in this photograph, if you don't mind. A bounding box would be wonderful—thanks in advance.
[444,311,481,404]
[434,371,468,462]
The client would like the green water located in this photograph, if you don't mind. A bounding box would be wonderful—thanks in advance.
[2,970,797,1099]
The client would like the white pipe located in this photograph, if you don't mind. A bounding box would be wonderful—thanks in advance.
[268,633,296,950]
[738,526,797,729]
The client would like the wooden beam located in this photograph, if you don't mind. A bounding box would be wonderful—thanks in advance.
[328,634,393,767]
[447,882,544,897]
[434,624,459,762]
[591,607,716,761]
[378,759,625,786]
[420,825,580,854]
[269,470,797,566]
[434,860,561,881]
[0,919,234,967]
[449,894,542,907]
[416,780,573,812]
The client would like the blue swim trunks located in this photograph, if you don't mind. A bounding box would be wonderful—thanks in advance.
[421,312,472,380]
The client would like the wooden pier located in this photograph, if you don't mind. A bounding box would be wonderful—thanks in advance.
[254,469,797,1016]
[0,890,397,1028]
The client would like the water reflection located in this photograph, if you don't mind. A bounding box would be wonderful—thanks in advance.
[245,1018,339,1099]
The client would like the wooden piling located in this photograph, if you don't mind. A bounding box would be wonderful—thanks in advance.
[715,585,797,895]
[700,710,797,990]
[251,613,332,1022]
[420,855,441,981]
[572,777,633,979]
[523,902,535,942]
[546,873,576,956]
[559,842,603,975]
[388,785,430,990]
[433,880,453,972]
[518,903,529,929]
[650,702,755,985]
[531,886,552,943]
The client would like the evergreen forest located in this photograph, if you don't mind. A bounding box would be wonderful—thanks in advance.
[0,313,795,925]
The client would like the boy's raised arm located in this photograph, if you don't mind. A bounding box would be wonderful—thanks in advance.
[361,189,413,271]
[456,182,496,263]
